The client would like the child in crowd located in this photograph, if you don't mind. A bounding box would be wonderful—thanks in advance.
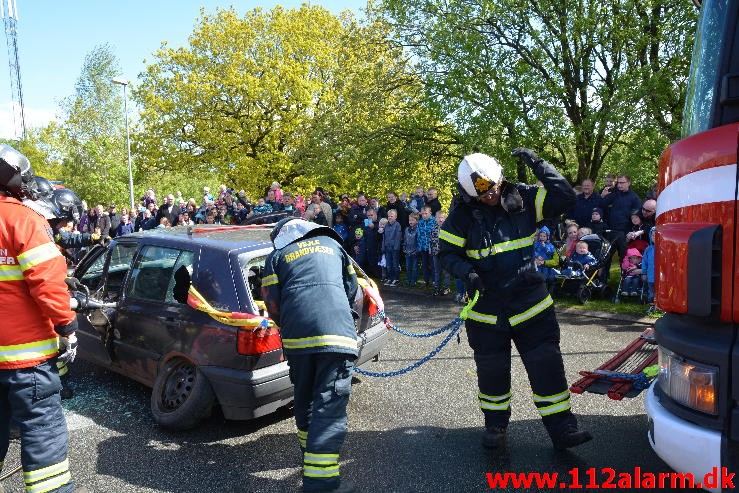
[621,247,643,296]
[382,210,402,286]
[587,207,608,237]
[409,186,426,214]
[625,209,649,253]
[332,213,348,242]
[347,228,365,265]
[310,203,328,225]
[562,241,597,277]
[403,213,420,287]
[377,218,389,283]
[641,227,656,308]
[251,197,273,215]
[534,226,556,281]
[416,205,435,287]
[430,210,451,296]
[362,209,380,278]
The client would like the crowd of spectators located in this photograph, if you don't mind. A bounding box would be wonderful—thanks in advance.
[72,172,659,309]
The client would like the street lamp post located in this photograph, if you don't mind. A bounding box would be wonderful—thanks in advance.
[112,77,135,211]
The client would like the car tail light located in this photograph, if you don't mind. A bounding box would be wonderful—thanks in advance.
[237,326,282,355]
[658,347,718,414]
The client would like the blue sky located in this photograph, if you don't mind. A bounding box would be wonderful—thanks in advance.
[0,1,368,139]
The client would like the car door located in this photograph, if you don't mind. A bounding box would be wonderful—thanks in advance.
[74,241,138,366]
[115,244,196,384]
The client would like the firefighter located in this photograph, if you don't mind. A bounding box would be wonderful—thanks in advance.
[0,145,86,492]
[439,148,592,451]
[262,218,358,493]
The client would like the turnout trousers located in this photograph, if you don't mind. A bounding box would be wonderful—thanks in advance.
[0,359,74,493]
[288,353,354,492]
[465,307,577,439]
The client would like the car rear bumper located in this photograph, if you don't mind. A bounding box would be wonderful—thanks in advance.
[200,361,293,421]
[201,321,390,421]
[644,384,723,492]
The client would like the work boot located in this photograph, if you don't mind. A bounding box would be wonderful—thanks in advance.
[61,386,74,400]
[481,426,507,449]
[552,426,593,450]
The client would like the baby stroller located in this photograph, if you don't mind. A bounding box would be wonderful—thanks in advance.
[613,247,646,304]
[551,234,613,304]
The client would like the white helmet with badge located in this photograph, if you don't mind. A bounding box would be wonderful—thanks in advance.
[457,153,504,198]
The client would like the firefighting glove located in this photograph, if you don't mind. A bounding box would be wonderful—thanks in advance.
[57,333,78,366]
[511,148,543,168]
[65,277,83,292]
[467,271,485,295]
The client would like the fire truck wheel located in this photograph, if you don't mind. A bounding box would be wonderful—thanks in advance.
[151,358,215,431]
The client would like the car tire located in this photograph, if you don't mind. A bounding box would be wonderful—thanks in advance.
[151,358,215,431]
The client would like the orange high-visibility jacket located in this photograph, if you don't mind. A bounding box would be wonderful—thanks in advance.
[0,195,75,369]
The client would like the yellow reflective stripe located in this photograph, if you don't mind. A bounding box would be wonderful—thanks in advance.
[0,264,23,281]
[24,458,69,483]
[467,310,497,325]
[347,264,356,275]
[304,452,339,464]
[0,338,59,363]
[533,390,569,403]
[478,391,511,402]
[56,361,68,376]
[465,233,536,259]
[480,400,511,411]
[439,229,466,247]
[25,471,71,493]
[297,429,308,438]
[537,398,572,417]
[304,465,340,478]
[17,242,61,271]
[262,274,278,287]
[282,335,357,351]
[535,187,547,223]
[509,294,553,326]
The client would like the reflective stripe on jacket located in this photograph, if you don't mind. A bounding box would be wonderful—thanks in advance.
[262,234,359,357]
[439,158,575,324]
[0,196,74,369]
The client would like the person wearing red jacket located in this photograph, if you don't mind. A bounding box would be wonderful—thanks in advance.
[0,145,85,493]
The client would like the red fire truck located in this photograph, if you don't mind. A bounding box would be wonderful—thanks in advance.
[644,0,739,487]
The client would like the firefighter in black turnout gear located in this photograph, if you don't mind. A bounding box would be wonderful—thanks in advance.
[262,218,358,493]
[439,148,592,451]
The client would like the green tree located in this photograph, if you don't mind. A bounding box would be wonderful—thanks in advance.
[375,0,697,184]
[135,5,459,199]
[58,44,130,206]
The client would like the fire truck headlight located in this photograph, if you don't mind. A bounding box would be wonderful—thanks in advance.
[658,347,718,415]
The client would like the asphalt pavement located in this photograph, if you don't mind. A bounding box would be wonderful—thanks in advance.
[2,289,672,492]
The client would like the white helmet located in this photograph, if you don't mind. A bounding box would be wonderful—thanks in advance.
[457,153,504,198]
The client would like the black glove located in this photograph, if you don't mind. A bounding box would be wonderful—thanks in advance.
[57,333,78,365]
[65,277,83,292]
[511,148,543,168]
[467,271,485,295]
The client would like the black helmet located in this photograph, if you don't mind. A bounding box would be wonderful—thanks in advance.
[0,144,38,200]
[52,188,84,223]
[33,175,55,199]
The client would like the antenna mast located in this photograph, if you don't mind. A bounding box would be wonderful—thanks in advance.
[2,0,25,140]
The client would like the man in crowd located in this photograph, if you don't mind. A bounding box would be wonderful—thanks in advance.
[156,194,181,227]
[567,178,602,228]
[600,174,642,274]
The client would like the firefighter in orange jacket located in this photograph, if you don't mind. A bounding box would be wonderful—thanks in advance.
[0,145,82,493]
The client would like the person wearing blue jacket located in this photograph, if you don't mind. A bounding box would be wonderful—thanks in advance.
[641,226,656,305]
[262,218,358,493]
[381,209,402,285]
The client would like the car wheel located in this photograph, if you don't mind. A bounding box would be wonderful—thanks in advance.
[577,285,591,304]
[151,358,215,431]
